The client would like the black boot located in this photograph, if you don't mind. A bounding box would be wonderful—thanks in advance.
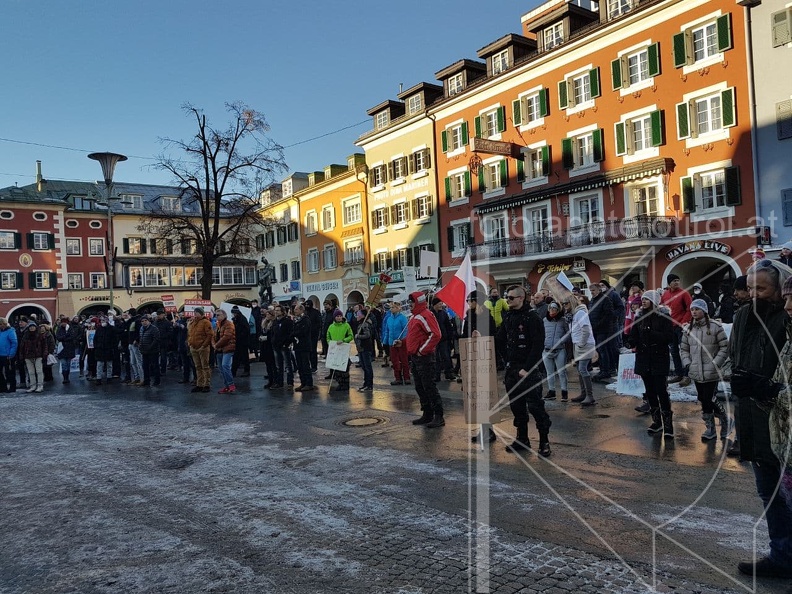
[412,410,433,425]
[506,426,530,453]
[647,408,663,434]
[635,395,650,414]
[471,428,496,443]
[662,410,674,438]
[543,390,556,401]
[538,433,551,457]
[62,371,70,384]
[426,413,445,428]
[560,390,568,402]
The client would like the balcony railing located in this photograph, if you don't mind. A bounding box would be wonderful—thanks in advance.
[469,216,676,261]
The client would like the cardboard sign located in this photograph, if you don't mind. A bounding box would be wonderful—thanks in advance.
[183,299,214,318]
[459,337,510,425]
[161,294,177,313]
[325,341,352,371]
[615,353,645,396]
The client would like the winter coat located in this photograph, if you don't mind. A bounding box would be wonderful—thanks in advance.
[660,288,692,326]
[214,319,236,353]
[543,312,570,351]
[232,314,249,349]
[382,311,408,346]
[174,318,189,353]
[290,315,312,353]
[570,305,596,360]
[271,316,294,350]
[730,300,787,463]
[629,307,674,376]
[406,301,441,357]
[155,318,172,352]
[187,317,213,350]
[498,304,544,372]
[321,308,335,338]
[306,307,322,342]
[483,297,508,328]
[771,323,792,473]
[432,307,456,343]
[20,329,48,360]
[605,289,625,319]
[588,293,614,335]
[355,318,375,353]
[680,318,728,382]
[461,307,496,338]
[326,320,353,344]
[0,327,18,358]
[92,325,116,362]
[138,324,160,355]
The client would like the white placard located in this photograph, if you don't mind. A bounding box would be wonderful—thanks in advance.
[325,341,352,371]
[615,353,645,396]
[403,266,418,294]
[419,250,440,278]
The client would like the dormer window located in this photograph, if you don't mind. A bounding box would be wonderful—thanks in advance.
[282,179,293,197]
[607,0,633,20]
[407,94,423,115]
[121,194,143,209]
[492,49,509,75]
[544,23,563,50]
[72,195,94,211]
[375,111,390,130]
[161,196,181,212]
[448,73,464,96]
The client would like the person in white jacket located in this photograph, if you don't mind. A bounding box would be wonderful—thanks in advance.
[680,298,731,440]
[565,296,597,406]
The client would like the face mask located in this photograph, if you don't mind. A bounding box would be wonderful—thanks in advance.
[101,322,108,327]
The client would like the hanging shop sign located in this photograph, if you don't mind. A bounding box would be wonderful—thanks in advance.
[470,137,513,156]
[665,240,732,262]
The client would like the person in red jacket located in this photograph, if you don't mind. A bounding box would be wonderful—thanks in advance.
[406,291,444,428]
[659,273,692,386]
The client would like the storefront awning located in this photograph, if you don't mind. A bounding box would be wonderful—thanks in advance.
[476,157,674,215]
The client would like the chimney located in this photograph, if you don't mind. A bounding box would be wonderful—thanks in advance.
[36,160,43,192]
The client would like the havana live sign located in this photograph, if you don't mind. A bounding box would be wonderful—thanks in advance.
[665,240,732,262]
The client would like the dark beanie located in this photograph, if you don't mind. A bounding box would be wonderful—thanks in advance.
[667,273,680,284]
[733,275,748,292]
[630,280,645,290]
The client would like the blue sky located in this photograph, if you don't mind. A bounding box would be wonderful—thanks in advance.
[0,0,537,189]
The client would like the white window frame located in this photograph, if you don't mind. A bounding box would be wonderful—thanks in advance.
[517,87,546,130]
[342,198,362,226]
[323,244,337,270]
[616,106,662,164]
[90,273,106,290]
[544,22,563,50]
[0,232,16,250]
[1,271,19,290]
[482,215,508,245]
[305,210,318,236]
[121,194,143,209]
[561,65,598,115]
[450,219,471,258]
[481,157,506,200]
[344,240,364,266]
[129,267,144,287]
[413,148,429,175]
[447,166,470,206]
[32,232,49,251]
[566,124,601,177]
[686,161,735,222]
[630,182,662,217]
[679,13,731,74]
[33,271,51,290]
[89,238,105,256]
[322,206,335,231]
[291,260,301,280]
[407,94,422,115]
[571,191,604,228]
[448,73,464,96]
[678,82,733,148]
[65,238,81,256]
[392,201,409,226]
[492,49,509,74]
[522,142,549,188]
[447,121,466,156]
[373,207,389,232]
[170,267,185,287]
[375,111,389,130]
[415,194,432,221]
[524,203,552,236]
[371,164,387,189]
[607,0,634,20]
[67,273,83,289]
[374,251,389,273]
[307,249,320,273]
[160,196,181,212]
[391,156,407,181]
[481,106,502,140]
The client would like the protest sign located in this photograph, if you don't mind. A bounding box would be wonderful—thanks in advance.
[459,336,510,425]
[419,250,440,279]
[183,299,214,317]
[161,295,177,313]
[325,341,352,372]
[403,266,418,294]
[615,353,645,396]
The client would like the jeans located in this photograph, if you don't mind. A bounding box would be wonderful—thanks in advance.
[25,358,44,389]
[190,346,211,388]
[159,350,168,374]
[274,347,294,386]
[96,360,111,380]
[59,357,70,375]
[359,349,373,388]
[542,349,568,391]
[752,461,792,566]
[129,344,144,382]
[180,349,195,381]
[216,352,233,386]
[594,331,613,376]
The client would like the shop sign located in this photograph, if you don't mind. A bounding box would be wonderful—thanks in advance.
[665,240,732,262]
[369,270,404,285]
[79,294,111,303]
[281,281,301,294]
[572,259,586,272]
[535,262,573,274]
[304,280,342,294]
[470,137,513,156]
[223,292,249,300]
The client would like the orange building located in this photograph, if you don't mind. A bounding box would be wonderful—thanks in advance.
[433,0,756,296]
[297,154,370,309]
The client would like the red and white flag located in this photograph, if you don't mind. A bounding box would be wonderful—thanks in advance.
[435,253,476,318]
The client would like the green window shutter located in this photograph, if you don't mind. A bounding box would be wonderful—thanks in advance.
[517,157,525,183]
[589,68,601,98]
[479,167,486,193]
[615,122,627,156]
[541,146,551,176]
[444,177,451,201]
[558,80,568,109]
[461,122,469,145]
[500,160,508,187]
[13,232,22,248]
[681,176,696,212]
[441,131,448,153]
[474,116,482,138]
[26,233,33,248]
[611,58,623,90]
[673,32,688,68]
[647,42,661,77]
[717,13,733,52]
[464,171,472,196]
[123,238,129,254]
[16,272,23,288]
[370,211,377,229]
[592,129,604,162]
[49,272,57,288]
[512,99,522,126]
[724,166,741,206]
[650,110,665,146]
[562,138,574,169]
[447,227,455,252]
[676,101,691,139]
[47,234,55,249]
[497,106,506,132]
[722,88,736,128]
[539,88,549,117]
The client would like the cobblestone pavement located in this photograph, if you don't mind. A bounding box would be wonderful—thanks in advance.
[0,368,781,593]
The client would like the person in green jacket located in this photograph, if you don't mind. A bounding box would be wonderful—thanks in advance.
[484,287,509,370]
[326,309,353,391]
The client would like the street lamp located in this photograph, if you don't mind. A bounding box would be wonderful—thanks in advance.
[88,151,127,313]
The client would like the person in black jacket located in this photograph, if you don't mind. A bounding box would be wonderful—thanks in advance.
[154,310,172,375]
[588,283,616,382]
[55,318,79,384]
[628,290,675,437]
[174,313,195,384]
[354,308,375,392]
[138,315,161,387]
[260,309,277,389]
[93,318,116,385]
[290,304,315,392]
[463,291,498,444]
[250,299,263,362]
[230,307,250,377]
[270,305,294,388]
[431,297,458,382]
[304,300,322,373]
[320,300,335,359]
[497,285,551,457]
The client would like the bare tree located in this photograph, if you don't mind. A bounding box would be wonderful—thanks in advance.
[139,102,287,299]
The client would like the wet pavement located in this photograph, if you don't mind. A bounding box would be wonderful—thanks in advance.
[0,358,785,593]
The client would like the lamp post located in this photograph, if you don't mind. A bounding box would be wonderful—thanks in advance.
[88,152,127,312]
